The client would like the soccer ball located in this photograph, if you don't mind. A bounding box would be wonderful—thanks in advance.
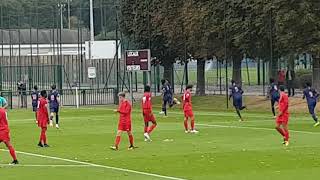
[173,98,181,105]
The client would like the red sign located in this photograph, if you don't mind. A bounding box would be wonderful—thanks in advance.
[125,49,151,71]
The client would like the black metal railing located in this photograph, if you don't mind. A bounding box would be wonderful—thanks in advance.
[0,88,117,109]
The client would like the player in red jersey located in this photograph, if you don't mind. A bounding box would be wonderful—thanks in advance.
[37,90,50,147]
[275,85,290,146]
[0,108,18,164]
[142,85,157,141]
[111,92,135,150]
[182,85,198,133]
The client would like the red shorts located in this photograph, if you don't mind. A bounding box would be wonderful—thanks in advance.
[184,110,194,118]
[118,121,131,132]
[143,110,156,123]
[38,119,48,128]
[276,115,289,125]
[0,129,10,143]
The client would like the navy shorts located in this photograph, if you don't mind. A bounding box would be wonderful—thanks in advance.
[233,98,243,109]
[308,101,317,115]
[32,106,38,112]
[50,107,59,113]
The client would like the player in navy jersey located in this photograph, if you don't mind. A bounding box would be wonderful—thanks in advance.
[303,83,320,127]
[48,85,61,129]
[31,85,40,123]
[159,79,180,116]
[269,78,280,117]
[229,80,246,121]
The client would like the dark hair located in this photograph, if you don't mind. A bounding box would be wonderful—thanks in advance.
[40,90,47,98]
[118,92,126,97]
[51,84,56,90]
[306,82,311,87]
[186,84,193,90]
[144,85,151,92]
[161,79,166,85]
[231,80,235,84]
[269,78,275,83]
[34,85,38,90]
[279,85,285,92]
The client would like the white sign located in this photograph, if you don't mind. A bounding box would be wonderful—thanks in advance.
[88,67,96,79]
[85,40,121,60]
[126,65,141,71]
[127,51,139,57]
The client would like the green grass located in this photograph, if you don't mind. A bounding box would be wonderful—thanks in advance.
[1,96,320,180]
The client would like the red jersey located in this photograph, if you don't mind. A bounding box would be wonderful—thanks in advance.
[183,91,192,111]
[117,100,132,124]
[37,97,49,127]
[0,108,9,131]
[278,92,289,115]
[142,92,152,111]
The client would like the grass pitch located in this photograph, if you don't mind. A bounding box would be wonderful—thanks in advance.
[1,96,320,180]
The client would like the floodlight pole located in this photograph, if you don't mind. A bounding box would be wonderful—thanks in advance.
[90,0,94,42]
[68,0,71,29]
[224,0,229,109]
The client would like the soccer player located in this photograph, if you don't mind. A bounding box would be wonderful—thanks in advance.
[229,80,246,121]
[159,79,179,116]
[182,85,198,133]
[303,82,320,127]
[111,92,135,150]
[48,85,60,129]
[142,85,157,141]
[269,78,280,117]
[0,94,8,109]
[0,108,18,164]
[31,85,40,123]
[37,90,50,147]
[275,85,290,146]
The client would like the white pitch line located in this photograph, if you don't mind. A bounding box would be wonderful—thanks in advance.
[197,123,320,135]
[0,164,92,167]
[0,149,187,180]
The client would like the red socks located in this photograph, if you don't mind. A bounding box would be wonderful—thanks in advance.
[284,129,289,141]
[40,127,47,144]
[276,127,285,136]
[147,124,157,134]
[129,135,134,146]
[115,134,134,148]
[191,118,195,130]
[184,119,188,131]
[144,127,148,133]
[5,142,17,161]
[115,136,121,147]
[276,127,290,141]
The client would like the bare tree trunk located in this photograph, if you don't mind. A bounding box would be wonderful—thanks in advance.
[196,60,205,96]
[232,58,242,86]
[269,59,279,80]
[163,61,173,85]
[313,56,320,91]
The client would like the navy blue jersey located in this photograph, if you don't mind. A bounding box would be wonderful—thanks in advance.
[162,84,171,99]
[31,90,39,106]
[303,87,319,103]
[229,85,243,100]
[48,90,60,108]
[269,83,280,100]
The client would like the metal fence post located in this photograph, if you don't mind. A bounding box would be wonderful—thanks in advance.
[114,87,119,105]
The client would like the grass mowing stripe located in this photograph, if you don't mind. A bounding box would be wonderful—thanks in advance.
[197,123,320,135]
[0,164,93,167]
[0,149,188,180]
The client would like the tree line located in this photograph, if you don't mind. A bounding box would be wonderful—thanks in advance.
[1,0,320,94]
[120,0,320,94]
